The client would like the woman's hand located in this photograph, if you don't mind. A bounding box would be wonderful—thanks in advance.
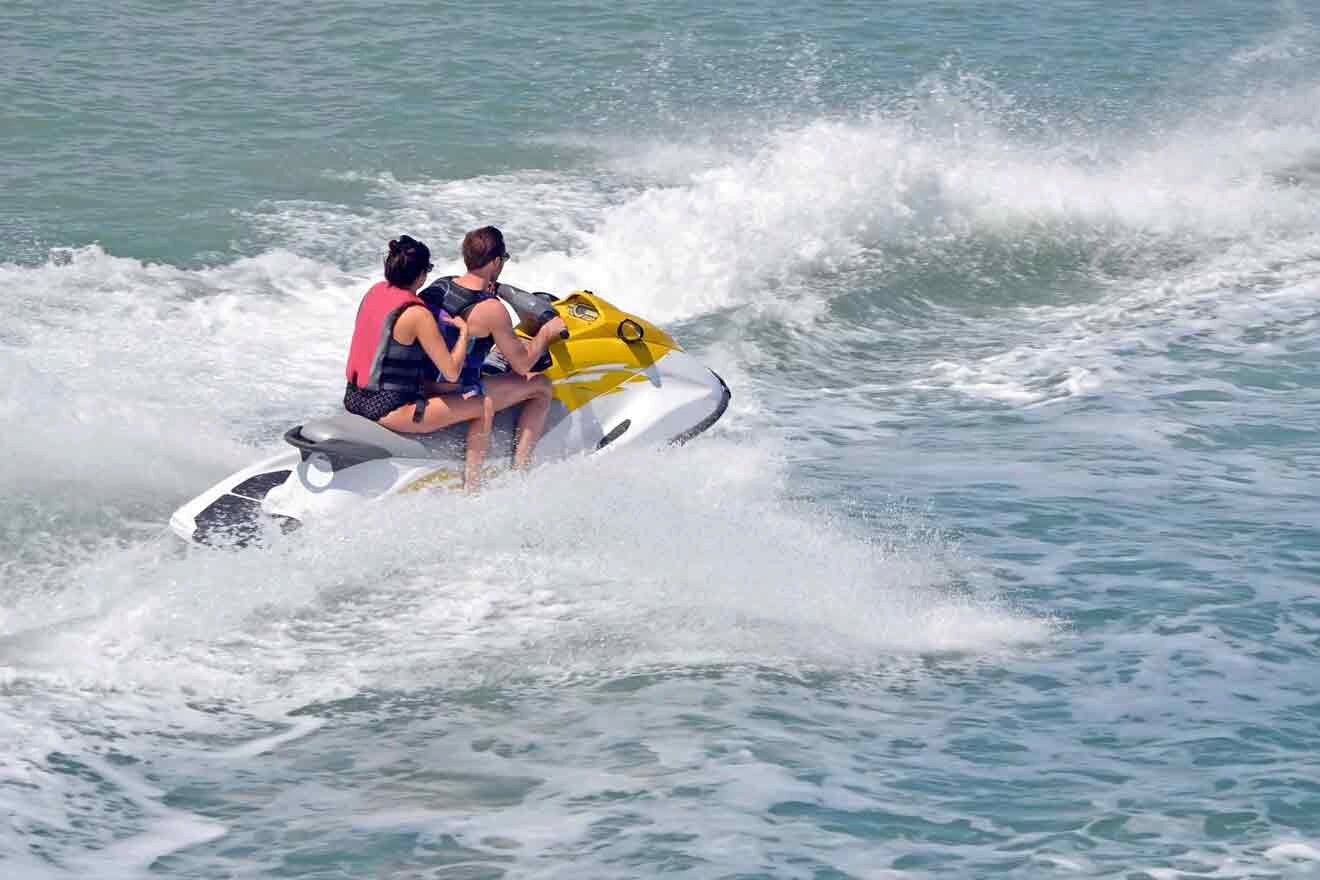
[439,312,467,331]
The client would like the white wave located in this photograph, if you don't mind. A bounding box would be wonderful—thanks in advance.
[0,435,1047,874]
[1265,841,1320,863]
[0,245,384,528]
[62,755,228,878]
[216,72,1320,335]
[1229,1,1316,67]
[516,82,1320,323]
[2,440,1047,700]
[219,716,325,758]
[918,237,1320,406]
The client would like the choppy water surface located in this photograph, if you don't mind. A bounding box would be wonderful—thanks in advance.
[3,2,1320,877]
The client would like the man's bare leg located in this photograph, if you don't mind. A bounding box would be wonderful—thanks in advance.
[512,388,551,468]
[480,373,555,469]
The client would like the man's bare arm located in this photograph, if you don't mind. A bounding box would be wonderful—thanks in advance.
[471,299,564,376]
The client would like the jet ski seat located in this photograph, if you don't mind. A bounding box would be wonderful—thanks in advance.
[284,410,497,470]
[299,414,429,457]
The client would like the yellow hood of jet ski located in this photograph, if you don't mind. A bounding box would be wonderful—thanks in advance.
[537,291,680,413]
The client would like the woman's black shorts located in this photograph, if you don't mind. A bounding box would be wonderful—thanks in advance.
[343,383,421,421]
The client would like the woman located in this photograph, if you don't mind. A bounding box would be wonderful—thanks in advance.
[344,235,494,489]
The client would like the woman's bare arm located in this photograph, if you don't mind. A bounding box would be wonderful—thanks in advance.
[397,307,468,383]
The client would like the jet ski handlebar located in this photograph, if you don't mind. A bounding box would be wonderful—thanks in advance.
[496,283,569,339]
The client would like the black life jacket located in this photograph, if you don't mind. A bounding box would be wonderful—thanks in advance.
[418,277,498,391]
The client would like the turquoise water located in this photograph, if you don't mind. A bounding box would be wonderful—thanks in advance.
[3,1,1320,876]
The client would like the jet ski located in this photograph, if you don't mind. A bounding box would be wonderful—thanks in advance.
[170,285,730,545]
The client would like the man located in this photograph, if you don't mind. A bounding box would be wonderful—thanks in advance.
[418,226,567,477]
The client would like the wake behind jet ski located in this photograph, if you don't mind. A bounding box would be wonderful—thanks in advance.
[169,284,729,545]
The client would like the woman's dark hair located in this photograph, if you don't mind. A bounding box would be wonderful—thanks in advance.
[384,235,431,287]
[462,226,506,270]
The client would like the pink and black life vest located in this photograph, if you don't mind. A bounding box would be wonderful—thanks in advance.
[344,282,429,393]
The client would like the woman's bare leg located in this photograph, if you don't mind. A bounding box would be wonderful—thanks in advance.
[378,394,493,490]
[378,394,488,434]
[377,376,554,487]
[463,396,496,491]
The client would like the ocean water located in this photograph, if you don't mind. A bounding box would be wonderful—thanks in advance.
[3,1,1320,876]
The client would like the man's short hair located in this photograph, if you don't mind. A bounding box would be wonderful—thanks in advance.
[462,226,506,270]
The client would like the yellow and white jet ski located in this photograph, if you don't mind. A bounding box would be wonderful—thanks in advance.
[169,286,730,545]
